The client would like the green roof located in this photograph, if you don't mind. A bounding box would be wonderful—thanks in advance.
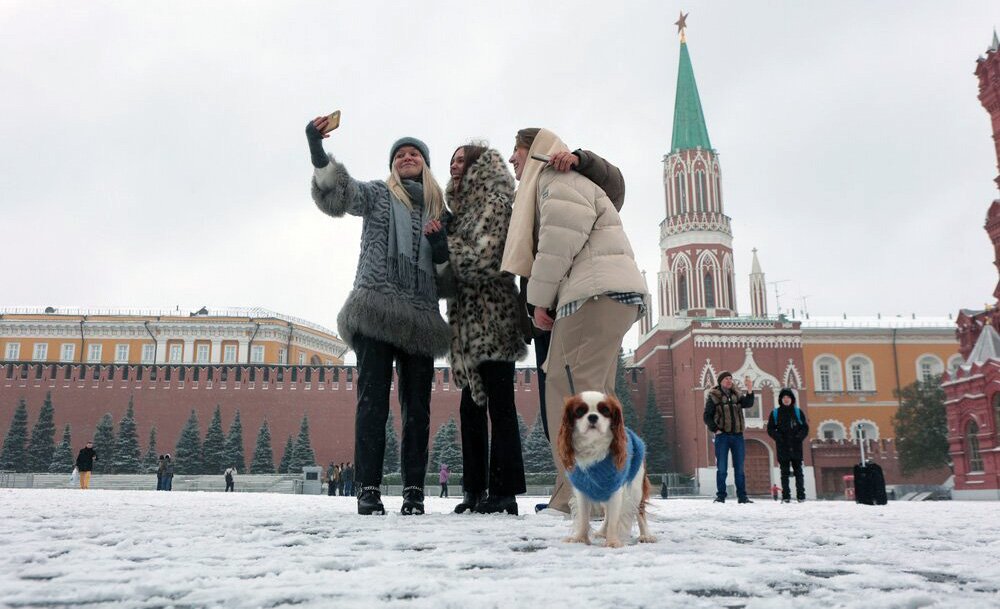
[671,40,713,152]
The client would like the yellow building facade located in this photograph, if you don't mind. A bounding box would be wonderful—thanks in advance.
[799,316,961,442]
[0,307,348,366]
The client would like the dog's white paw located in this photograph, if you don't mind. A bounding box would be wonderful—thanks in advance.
[564,535,591,545]
[593,530,607,539]
[605,538,624,549]
[638,534,657,544]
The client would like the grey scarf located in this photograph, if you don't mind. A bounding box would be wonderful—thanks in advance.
[387,180,437,303]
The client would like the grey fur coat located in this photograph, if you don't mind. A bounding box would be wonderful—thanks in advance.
[312,155,450,357]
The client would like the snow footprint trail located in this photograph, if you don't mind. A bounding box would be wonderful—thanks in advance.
[0,490,999,609]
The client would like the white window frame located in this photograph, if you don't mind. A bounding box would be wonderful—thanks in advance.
[813,355,843,392]
[845,355,876,392]
[223,344,237,364]
[33,343,48,361]
[946,354,963,376]
[115,344,129,364]
[851,419,880,442]
[61,343,76,363]
[5,342,20,360]
[819,364,831,392]
[169,344,183,364]
[250,345,265,364]
[817,420,846,441]
[278,348,287,365]
[88,344,103,363]
[298,353,306,365]
[141,344,156,364]
[915,354,944,383]
[196,344,210,364]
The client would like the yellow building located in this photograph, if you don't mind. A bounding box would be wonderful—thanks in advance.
[798,315,960,442]
[0,306,348,366]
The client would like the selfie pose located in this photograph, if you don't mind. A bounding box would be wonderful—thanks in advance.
[306,114,450,515]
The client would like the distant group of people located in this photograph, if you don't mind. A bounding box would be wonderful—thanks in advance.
[327,462,355,496]
[307,114,645,516]
[156,455,174,491]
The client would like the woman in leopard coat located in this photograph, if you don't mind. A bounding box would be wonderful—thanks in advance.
[425,145,527,515]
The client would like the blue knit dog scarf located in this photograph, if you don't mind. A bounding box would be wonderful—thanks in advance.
[567,428,645,502]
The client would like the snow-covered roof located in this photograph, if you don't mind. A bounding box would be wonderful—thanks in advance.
[791,315,954,330]
[965,324,1000,366]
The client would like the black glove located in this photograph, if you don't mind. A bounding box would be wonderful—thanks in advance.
[425,229,449,264]
[305,121,329,169]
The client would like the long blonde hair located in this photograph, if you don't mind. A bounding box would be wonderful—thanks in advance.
[387,164,446,221]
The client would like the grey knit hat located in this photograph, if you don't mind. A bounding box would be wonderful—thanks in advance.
[389,137,430,167]
[717,371,733,385]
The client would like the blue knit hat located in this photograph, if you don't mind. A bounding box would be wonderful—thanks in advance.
[389,137,430,168]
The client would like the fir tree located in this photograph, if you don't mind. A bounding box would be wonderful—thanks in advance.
[277,435,294,474]
[202,405,227,474]
[383,410,400,475]
[894,377,950,475]
[250,419,275,474]
[642,382,670,474]
[431,417,463,472]
[142,427,159,473]
[92,413,116,474]
[0,398,30,471]
[26,392,56,472]
[112,398,142,474]
[615,349,640,431]
[49,424,74,473]
[224,410,246,472]
[174,409,203,475]
[288,415,316,473]
[522,418,554,473]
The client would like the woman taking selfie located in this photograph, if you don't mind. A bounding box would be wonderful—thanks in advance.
[306,114,450,516]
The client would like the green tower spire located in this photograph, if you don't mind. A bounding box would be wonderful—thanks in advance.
[671,38,713,152]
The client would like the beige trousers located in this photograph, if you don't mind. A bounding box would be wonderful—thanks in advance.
[79,470,91,490]
[543,296,638,512]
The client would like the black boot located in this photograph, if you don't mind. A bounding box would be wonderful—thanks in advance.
[738,496,754,504]
[475,494,518,515]
[400,488,425,515]
[357,488,385,515]
[454,491,485,514]
[713,495,726,503]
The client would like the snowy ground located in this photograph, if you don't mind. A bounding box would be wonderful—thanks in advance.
[1,490,998,609]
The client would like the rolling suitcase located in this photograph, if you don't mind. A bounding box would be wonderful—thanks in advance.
[853,436,887,505]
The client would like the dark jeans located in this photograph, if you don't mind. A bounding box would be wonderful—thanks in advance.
[439,482,448,498]
[225,478,234,492]
[163,475,173,491]
[534,331,551,441]
[714,432,746,499]
[779,458,805,500]
[353,333,433,491]
[156,474,162,491]
[327,480,336,496]
[344,481,353,496]
[459,360,527,497]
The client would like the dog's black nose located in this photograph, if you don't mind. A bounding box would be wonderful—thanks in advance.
[588,414,599,424]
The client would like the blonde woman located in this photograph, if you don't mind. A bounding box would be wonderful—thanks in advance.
[306,116,450,516]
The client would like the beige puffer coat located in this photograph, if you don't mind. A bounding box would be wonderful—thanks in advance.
[525,168,648,318]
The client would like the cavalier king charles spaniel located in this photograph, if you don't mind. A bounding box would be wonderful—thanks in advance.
[557,391,656,548]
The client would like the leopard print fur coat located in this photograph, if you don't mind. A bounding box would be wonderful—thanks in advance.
[444,149,528,405]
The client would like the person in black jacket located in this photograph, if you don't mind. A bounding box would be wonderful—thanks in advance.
[75,441,97,490]
[767,388,810,502]
[703,372,755,503]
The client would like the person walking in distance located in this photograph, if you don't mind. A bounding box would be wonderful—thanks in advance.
[75,441,97,490]
[224,466,237,492]
[703,372,756,503]
[439,463,450,498]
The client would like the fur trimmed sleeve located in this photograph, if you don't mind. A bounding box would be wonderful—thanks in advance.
[448,193,511,285]
[310,154,382,218]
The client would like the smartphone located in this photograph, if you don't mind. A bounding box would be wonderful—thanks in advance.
[531,153,550,163]
[322,110,342,134]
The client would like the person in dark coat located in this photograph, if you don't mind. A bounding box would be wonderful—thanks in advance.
[162,454,174,491]
[75,441,97,490]
[703,371,756,503]
[766,388,810,502]
[156,455,166,490]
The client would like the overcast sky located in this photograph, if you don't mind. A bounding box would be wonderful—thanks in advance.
[2,1,998,353]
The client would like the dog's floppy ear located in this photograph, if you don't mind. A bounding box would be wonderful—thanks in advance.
[606,396,628,470]
[557,396,580,470]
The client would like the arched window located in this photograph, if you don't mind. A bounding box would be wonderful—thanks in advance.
[819,421,846,440]
[947,355,963,376]
[704,273,715,308]
[814,355,843,392]
[726,273,735,311]
[714,173,722,210]
[675,172,687,214]
[851,420,879,441]
[695,170,707,211]
[916,355,944,382]
[846,355,876,392]
[966,421,983,472]
[678,274,688,311]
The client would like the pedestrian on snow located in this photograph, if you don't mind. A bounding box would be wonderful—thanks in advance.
[501,128,648,517]
[703,371,756,503]
[343,462,355,497]
[423,144,527,515]
[439,463,450,498]
[161,454,174,491]
[156,455,166,491]
[224,466,237,492]
[767,388,809,502]
[327,464,337,496]
[307,115,450,516]
[75,441,97,490]
[771,483,780,501]
[332,464,342,496]
[338,462,347,496]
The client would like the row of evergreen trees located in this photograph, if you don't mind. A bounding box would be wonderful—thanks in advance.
[0,394,319,475]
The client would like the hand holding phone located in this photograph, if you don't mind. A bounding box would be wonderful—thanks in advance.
[321,110,341,135]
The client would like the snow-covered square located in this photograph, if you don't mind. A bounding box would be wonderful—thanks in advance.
[1,489,998,609]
